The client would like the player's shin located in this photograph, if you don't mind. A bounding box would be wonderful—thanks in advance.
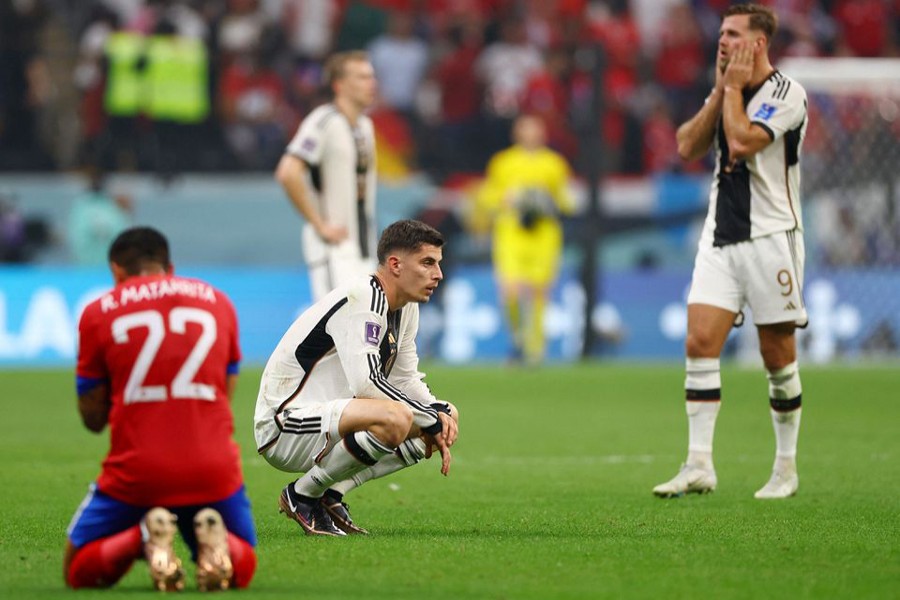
[685,357,722,469]
[330,437,428,495]
[766,361,802,470]
[294,431,394,498]
[525,294,547,364]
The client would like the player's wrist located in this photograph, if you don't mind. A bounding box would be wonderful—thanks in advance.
[422,419,443,436]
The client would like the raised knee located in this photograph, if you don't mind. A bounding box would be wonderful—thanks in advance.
[382,403,414,447]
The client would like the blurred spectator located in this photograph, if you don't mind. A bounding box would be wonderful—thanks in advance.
[521,47,578,159]
[68,165,132,265]
[368,11,429,116]
[426,18,485,176]
[832,0,896,57]
[219,48,291,170]
[74,4,119,168]
[0,194,51,263]
[142,16,211,176]
[642,97,679,173]
[0,197,29,262]
[217,0,272,60]
[280,0,339,62]
[0,0,55,170]
[475,17,543,158]
[584,0,643,173]
[653,3,706,124]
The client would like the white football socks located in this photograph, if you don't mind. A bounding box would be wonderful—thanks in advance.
[329,438,428,495]
[684,357,722,470]
[294,431,393,498]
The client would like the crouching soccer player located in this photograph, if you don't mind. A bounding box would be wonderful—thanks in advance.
[64,227,257,590]
[254,219,459,535]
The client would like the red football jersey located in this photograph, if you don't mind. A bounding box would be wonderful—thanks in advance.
[77,274,243,506]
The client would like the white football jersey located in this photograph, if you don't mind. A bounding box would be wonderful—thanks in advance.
[254,274,440,453]
[286,103,378,263]
[701,70,808,247]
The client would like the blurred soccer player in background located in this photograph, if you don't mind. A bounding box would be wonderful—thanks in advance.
[65,227,257,591]
[254,220,459,536]
[653,4,809,500]
[275,50,379,301]
[477,114,574,364]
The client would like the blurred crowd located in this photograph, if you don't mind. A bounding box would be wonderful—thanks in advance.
[1,0,898,180]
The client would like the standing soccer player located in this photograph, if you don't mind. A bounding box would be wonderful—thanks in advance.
[254,220,459,536]
[477,114,574,364]
[653,4,808,500]
[65,227,257,590]
[275,50,379,301]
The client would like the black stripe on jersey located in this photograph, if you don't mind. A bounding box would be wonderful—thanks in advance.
[365,353,439,422]
[369,276,386,314]
[713,116,752,246]
[274,297,349,415]
[293,297,349,372]
[282,425,321,435]
[283,416,322,429]
[773,77,790,101]
[305,160,323,193]
[771,72,785,100]
[784,116,804,167]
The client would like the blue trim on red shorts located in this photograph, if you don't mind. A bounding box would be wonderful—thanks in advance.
[67,483,257,558]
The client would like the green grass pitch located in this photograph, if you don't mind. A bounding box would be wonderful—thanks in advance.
[1,364,898,599]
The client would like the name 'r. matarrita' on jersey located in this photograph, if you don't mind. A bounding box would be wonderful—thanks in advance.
[100,278,217,312]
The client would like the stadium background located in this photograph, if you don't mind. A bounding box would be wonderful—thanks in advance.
[1,3,899,598]
[0,0,898,367]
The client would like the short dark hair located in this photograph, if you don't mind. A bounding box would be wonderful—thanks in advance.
[723,3,778,40]
[323,50,369,87]
[108,227,171,275]
[377,220,444,264]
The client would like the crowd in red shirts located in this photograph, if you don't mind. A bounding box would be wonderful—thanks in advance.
[1,0,897,179]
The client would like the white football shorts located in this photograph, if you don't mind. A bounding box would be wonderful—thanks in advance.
[687,229,808,326]
[303,226,376,301]
[261,398,352,473]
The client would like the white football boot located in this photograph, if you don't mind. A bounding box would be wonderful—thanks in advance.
[653,463,717,498]
[754,468,799,499]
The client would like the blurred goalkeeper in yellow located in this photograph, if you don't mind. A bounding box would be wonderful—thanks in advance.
[477,115,574,364]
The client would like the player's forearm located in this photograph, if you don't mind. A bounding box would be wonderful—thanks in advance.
[722,86,756,160]
[78,385,111,433]
[275,156,324,230]
[226,374,238,401]
[676,88,724,161]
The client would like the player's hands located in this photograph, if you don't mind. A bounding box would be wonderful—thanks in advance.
[723,41,754,91]
[714,50,725,93]
[423,412,458,476]
[317,222,349,245]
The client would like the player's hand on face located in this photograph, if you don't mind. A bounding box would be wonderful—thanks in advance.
[318,222,349,244]
[714,51,726,92]
[723,42,753,90]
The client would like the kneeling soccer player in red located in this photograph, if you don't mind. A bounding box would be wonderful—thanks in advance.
[64,227,257,591]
